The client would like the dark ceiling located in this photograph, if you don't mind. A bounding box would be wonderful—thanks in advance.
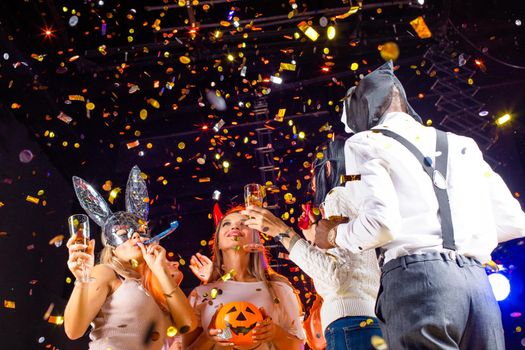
[1,0,525,348]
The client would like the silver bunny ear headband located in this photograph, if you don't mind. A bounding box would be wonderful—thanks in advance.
[72,165,151,247]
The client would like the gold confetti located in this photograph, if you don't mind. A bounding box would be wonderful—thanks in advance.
[108,187,122,204]
[166,326,178,337]
[26,195,39,205]
[220,269,237,282]
[410,16,432,39]
[379,42,399,61]
[47,315,64,325]
[279,62,296,71]
[68,95,85,102]
[147,98,160,109]
[126,140,140,149]
[179,56,191,64]
[210,288,219,299]
[333,5,360,20]
[371,335,387,350]
[297,21,319,41]
[4,300,15,309]
[129,258,139,269]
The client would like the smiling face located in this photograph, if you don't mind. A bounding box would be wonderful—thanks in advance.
[217,212,253,251]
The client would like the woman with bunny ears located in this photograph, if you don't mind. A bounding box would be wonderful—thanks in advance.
[64,166,196,350]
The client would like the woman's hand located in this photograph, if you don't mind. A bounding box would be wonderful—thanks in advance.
[66,236,95,281]
[251,308,277,344]
[138,242,168,275]
[241,206,289,238]
[189,253,213,284]
[166,261,184,286]
[205,309,237,348]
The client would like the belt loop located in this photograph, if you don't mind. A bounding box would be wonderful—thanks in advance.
[401,256,408,270]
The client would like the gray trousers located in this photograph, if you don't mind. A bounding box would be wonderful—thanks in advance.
[375,252,505,350]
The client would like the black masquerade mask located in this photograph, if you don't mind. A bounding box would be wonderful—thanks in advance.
[341,60,422,133]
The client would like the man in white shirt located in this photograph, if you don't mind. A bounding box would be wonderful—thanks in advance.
[314,61,525,349]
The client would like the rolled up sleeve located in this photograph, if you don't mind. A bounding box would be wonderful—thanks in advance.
[335,135,401,252]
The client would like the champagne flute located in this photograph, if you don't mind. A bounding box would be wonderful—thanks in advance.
[68,214,92,283]
[243,184,266,252]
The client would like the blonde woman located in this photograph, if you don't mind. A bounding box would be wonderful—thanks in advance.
[64,166,196,350]
[242,138,382,350]
[183,207,305,350]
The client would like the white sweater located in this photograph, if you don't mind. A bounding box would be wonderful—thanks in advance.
[289,187,381,333]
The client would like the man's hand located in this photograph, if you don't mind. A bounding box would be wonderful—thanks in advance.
[314,219,341,249]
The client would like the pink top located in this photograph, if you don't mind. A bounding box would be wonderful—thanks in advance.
[88,268,171,350]
[189,280,305,350]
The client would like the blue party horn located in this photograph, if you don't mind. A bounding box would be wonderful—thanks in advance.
[142,221,179,245]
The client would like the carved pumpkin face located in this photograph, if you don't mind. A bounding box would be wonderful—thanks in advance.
[215,301,263,345]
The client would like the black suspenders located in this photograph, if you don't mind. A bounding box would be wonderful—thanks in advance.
[375,128,456,252]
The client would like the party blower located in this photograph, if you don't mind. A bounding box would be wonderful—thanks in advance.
[141,221,180,246]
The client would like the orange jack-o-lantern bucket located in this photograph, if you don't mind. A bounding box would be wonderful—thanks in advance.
[215,301,264,346]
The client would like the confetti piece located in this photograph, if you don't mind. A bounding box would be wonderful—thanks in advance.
[129,258,139,269]
[213,119,225,132]
[379,42,399,61]
[166,326,178,337]
[333,5,360,20]
[48,234,65,247]
[280,62,296,71]
[43,303,55,320]
[108,187,122,204]
[410,16,432,39]
[275,108,286,122]
[371,335,387,350]
[179,56,191,64]
[68,95,85,102]
[25,195,39,205]
[147,98,160,109]
[4,300,15,309]
[31,53,46,61]
[57,111,72,123]
[220,269,237,282]
[47,315,64,325]
[297,21,319,41]
[127,140,140,149]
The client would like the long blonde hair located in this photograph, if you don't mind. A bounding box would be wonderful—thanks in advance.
[210,207,298,311]
[99,245,167,309]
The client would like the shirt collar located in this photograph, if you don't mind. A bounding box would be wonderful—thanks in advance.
[377,111,415,126]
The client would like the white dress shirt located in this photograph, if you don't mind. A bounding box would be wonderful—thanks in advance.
[336,111,525,264]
